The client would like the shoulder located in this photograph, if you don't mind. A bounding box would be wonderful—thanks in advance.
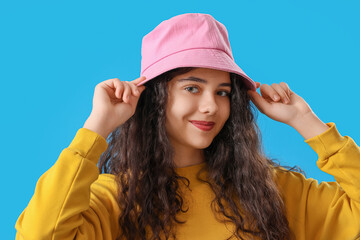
[272,166,341,201]
[91,173,117,194]
[272,166,310,185]
[90,173,119,210]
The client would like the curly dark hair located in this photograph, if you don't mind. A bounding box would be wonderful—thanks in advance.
[98,67,303,240]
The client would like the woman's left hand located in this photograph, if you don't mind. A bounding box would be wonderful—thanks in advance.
[247,82,313,126]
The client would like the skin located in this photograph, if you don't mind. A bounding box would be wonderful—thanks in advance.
[166,68,231,168]
[84,67,329,168]
[165,67,330,168]
[247,81,329,140]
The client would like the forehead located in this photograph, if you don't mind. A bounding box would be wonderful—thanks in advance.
[170,68,231,86]
[175,76,231,87]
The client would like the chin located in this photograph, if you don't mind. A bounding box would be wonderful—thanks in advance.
[190,139,214,149]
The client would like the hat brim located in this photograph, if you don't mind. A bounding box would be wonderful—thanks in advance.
[137,48,256,90]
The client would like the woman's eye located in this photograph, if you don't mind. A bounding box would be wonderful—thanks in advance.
[218,91,231,97]
[184,86,199,93]
[184,86,230,97]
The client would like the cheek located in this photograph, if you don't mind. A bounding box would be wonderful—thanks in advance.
[169,96,195,118]
[219,101,231,123]
[165,99,196,136]
[167,104,192,124]
[225,104,231,118]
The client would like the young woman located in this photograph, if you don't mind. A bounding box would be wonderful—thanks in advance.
[15,13,360,240]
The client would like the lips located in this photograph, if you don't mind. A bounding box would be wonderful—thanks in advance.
[190,120,215,131]
[189,120,215,125]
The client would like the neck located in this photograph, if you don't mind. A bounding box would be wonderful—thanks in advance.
[172,142,205,168]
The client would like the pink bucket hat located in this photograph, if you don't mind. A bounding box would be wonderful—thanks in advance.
[136,13,256,91]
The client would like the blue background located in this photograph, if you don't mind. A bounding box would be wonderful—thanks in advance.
[2,0,359,238]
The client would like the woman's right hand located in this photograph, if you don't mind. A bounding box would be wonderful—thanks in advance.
[83,76,147,139]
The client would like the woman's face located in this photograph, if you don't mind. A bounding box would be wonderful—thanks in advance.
[165,68,231,150]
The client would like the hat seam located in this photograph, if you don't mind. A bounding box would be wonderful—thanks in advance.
[141,47,233,75]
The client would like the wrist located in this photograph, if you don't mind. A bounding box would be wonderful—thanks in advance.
[289,111,330,140]
[83,116,110,140]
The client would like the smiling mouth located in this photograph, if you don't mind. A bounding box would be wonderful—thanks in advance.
[189,121,215,131]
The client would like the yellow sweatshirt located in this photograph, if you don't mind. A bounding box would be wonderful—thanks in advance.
[15,122,360,240]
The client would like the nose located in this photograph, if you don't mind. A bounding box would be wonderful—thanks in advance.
[198,92,219,115]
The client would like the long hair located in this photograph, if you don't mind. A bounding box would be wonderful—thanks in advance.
[99,67,301,239]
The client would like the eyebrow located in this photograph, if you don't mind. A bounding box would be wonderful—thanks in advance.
[176,76,231,87]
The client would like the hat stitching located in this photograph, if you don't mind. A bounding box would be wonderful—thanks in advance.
[141,47,233,75]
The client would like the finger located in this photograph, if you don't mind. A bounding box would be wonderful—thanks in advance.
[114,79,125,99]
[122,83,132,103]
[271,83,290,104]
[127,81,142,97]
[259,84,279,102]
[279,82,291,96]
[247,90,270,114]
[100,78,119,90]
[132,76,147,86]
[100,78,124,99]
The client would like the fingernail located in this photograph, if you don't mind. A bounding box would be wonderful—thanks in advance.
[273,95,279,100]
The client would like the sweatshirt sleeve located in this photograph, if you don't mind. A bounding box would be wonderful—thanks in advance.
[274,122,360,240]
[15,128,120,240]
